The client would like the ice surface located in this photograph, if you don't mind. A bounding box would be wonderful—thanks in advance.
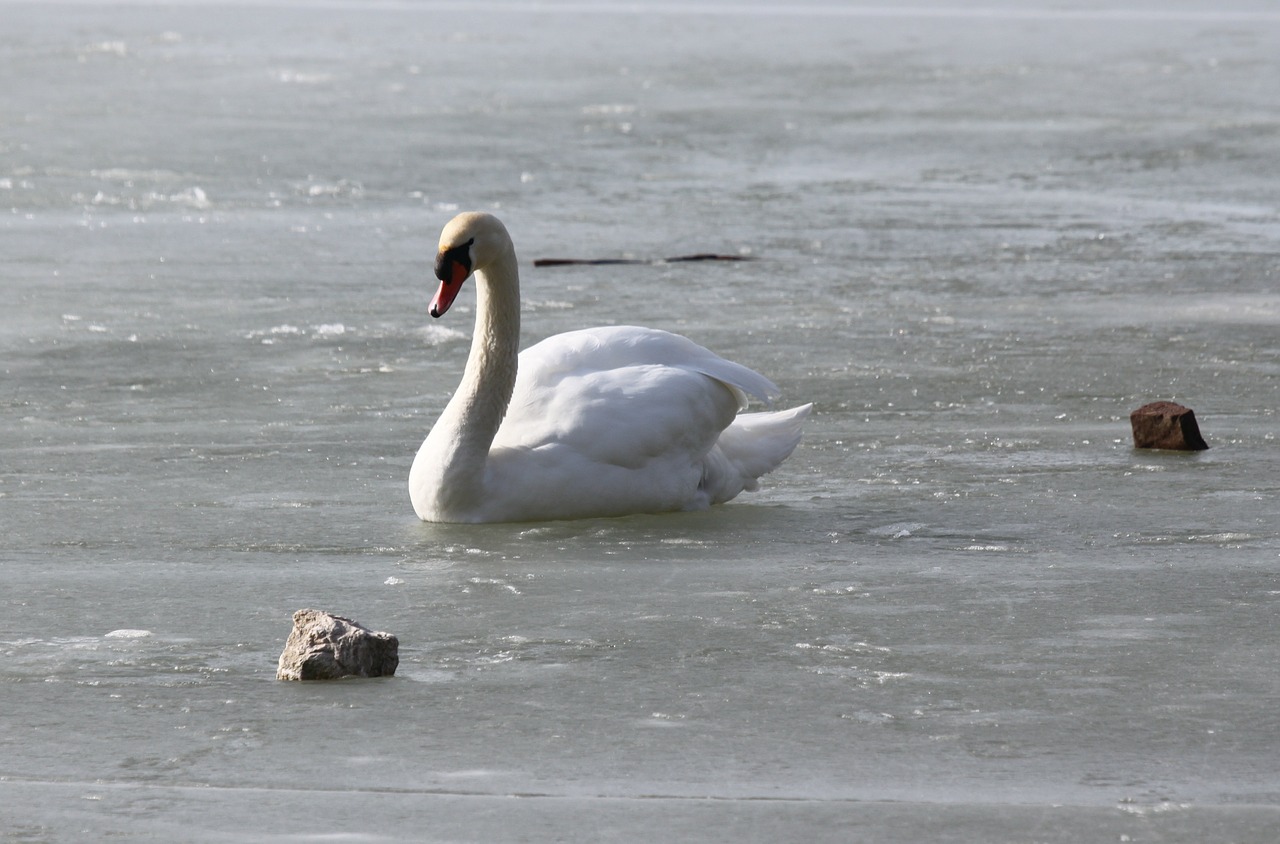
[2,0,1280,841]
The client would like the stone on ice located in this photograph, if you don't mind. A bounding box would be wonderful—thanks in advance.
[1129,401,1209,451]
[276,609,399,681]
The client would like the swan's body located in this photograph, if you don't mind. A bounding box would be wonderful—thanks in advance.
[409,212,810,523]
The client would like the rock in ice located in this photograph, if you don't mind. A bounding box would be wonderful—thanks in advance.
[1129,401,1209,451]
[276,609,399,681]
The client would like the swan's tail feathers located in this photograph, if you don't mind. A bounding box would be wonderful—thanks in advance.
[702,403,812,505]
[686,359,781,409]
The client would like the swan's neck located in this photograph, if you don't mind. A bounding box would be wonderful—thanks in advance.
[423,250,521,511]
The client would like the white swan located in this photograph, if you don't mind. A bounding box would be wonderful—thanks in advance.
[409,212,811,523]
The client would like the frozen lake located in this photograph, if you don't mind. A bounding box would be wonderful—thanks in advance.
[3,0,1279,840]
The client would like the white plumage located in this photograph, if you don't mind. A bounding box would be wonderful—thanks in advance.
[409,212,810,523]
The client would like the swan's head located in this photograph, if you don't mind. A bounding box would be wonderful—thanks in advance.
[430,212,513,318]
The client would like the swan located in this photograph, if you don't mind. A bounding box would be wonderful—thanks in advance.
[408,211,811,523]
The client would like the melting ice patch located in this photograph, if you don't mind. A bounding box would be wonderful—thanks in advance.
[170,186,211,209]
[301,179,363,199]
[523,299,575,312]
[74,185,210,210]
[274,69,334,85]
[104,629,153,639]
[465,577,521,596]
[80,40,128,58]
[417,324,468,345]
[1187,532,1253,543]
[581,104,637,116]
[245,323,350,343]
[245,324,301,343]
[868,522,925,539]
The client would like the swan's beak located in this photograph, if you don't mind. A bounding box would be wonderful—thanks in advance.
[430,253,472,318]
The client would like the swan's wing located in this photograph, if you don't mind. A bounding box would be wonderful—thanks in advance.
[491,326,774,462]
[602,325,782,407]
[523,325,779,404]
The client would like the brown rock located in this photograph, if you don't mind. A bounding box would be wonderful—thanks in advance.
[1129,401,1209,451]
[277,609,399,681]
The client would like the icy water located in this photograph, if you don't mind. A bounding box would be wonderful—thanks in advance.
[3,1,1280,841]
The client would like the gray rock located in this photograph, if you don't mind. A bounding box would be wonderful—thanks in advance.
[1129,401,1209,451]
[276,609,399,681]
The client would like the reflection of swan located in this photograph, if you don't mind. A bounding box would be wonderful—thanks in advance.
[409,212,811,523]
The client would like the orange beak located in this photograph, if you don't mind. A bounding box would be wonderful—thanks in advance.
[429,256,472,318]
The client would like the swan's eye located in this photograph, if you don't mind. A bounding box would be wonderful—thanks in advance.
[435,238,474,282]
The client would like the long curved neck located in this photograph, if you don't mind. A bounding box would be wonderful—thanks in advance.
[428,248,521,506]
